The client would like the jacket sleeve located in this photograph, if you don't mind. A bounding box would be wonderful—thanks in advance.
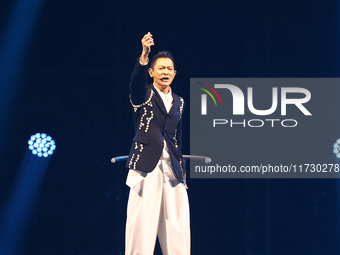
[176,98,184,151]
[176,115,183,151]
[129,59,149,105]
[176,105,186,177]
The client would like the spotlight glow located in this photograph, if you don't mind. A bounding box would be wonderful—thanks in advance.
[333,138,340,159]
[28,133,56,157]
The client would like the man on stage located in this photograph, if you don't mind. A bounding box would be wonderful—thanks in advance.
[125,32,190,255]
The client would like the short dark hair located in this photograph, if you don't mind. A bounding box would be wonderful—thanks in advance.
[150,50,175,69]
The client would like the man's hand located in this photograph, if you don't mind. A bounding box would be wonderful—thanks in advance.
[140,32,154,65]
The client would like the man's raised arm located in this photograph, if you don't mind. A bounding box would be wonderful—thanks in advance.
[140,32,154,64]
[129,32,155,105]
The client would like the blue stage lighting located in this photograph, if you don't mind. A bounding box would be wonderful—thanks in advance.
[28,133,56,157]
[333,138,340,159]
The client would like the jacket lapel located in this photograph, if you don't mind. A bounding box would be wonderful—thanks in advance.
[169,93,180,115]
[151,85,168,115]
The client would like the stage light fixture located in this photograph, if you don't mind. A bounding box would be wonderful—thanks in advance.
[333,138,340,158]
[28,133,56,157]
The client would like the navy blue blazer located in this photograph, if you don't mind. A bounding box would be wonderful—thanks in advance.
[126,60,185,183]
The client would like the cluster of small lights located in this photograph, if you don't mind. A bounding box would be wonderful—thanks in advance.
[28,133,56,158]
[333,138,340,159]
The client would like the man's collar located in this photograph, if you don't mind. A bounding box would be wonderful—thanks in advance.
[153,83,172,96]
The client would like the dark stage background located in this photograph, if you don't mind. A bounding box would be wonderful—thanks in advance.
[0,0,340,254]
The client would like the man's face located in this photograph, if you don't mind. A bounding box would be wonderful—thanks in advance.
[149,58,177,89]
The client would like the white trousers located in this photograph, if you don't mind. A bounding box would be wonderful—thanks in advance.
[125,159,190,255]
